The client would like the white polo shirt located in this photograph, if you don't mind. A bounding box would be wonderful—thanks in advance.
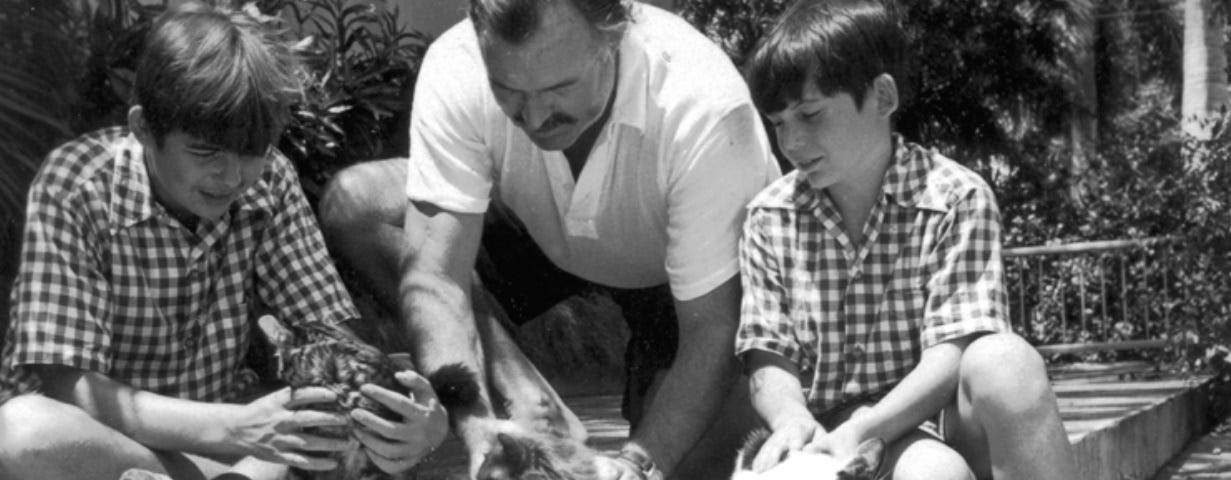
[406,4,779,301]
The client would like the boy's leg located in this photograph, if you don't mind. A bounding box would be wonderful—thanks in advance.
[881,430,975,480]
[832,404,974,480]
[944,332,1076,480]
[0,393,249,480]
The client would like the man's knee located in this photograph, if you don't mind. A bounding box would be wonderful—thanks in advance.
[318,158,407,237]
[959,333,1053,414]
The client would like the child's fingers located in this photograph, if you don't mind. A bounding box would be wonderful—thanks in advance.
[752,436,789,473]
[285,386,339,408]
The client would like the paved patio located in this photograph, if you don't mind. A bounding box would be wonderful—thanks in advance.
[408,370,1227,479]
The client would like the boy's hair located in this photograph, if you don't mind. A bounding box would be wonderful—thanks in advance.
[469,0,629,45]
[745,0,910,114]
[134,2,300,155]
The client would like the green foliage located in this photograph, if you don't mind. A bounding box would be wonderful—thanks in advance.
[681,0,1093,240]
[1020,104,1231,369]
[0,0,159,275]
[254,0,429,198]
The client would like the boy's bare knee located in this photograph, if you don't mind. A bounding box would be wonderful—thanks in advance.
[890,435,975,480]
[0,394,92,468]
[959,333,1052,413]
[0,393,73,447]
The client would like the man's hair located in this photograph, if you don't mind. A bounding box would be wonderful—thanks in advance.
[744,0,911,114]
[134,2,300,155]
[469,0,630,44]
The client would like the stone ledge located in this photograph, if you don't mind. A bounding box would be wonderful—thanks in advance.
[1056,375,1215,480]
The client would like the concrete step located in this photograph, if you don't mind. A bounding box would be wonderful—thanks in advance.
[410,373,1217,479]
[1054,374,1216,480]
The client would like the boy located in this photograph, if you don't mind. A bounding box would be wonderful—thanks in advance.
[735,0,1077,478]
[0,4,446,479]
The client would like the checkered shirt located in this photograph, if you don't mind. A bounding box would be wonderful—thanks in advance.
[1,127,358,402]
[736,137,1010,417]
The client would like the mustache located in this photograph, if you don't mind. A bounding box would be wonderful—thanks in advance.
[515,113,576,133]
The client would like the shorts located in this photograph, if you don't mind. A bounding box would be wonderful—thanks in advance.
[476,200,678,426]
[816,390,947,440]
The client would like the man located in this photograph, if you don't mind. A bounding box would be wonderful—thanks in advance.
[318,0,780,477]
[0,4,447,479]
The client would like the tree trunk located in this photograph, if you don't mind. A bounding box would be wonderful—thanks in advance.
[1069,5,1097,203]
[1182,0,1229,139]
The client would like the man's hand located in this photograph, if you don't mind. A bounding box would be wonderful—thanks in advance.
[350,370,450,474]
[231,386,352,471]
[594,454,645,480]
[753,415,824,472]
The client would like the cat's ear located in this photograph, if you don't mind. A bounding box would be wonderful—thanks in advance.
[838,438,885,479]
[477,432,532,480]
[256,315,293,349]
[497,432,532,462]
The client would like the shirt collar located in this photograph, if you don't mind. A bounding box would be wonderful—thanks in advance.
[882,134,946,212]
[605,4,648,132]
[111,132,157,229]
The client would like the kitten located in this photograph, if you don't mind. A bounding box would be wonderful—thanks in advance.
[258,315,412,480]
[731,429,885,480]
[429,362,601,480]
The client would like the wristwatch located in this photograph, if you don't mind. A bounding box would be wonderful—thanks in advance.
[617,449,664,480]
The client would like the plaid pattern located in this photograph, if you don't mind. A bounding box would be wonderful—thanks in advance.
[1,127,357,402]
[736,136,1010,417]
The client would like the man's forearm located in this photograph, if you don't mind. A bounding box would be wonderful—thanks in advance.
[625,277,743,476]
[398,272,493,430]
[625,344,737,476]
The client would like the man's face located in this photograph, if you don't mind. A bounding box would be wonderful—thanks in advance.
[132,108,272,223]
[480,0,618,151]
[766,80,889,191]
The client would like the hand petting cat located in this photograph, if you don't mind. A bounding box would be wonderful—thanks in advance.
[351,370,449,474]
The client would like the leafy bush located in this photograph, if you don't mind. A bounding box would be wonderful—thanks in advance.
[253,0,429,199]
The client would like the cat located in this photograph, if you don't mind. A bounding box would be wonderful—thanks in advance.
[258,315,415,480]
[260,315,600,480]
[731,429,885,480]
[429,361,601,480]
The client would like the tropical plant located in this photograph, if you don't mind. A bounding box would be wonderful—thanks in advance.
[0,1,77,255]
[255,0,430,199]
[678,0,1093,236]
[0,0,162,275]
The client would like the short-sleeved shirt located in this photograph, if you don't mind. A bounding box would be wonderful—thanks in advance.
[736,137,1010,416]
[0,127,358,402]
[405,4,780,300]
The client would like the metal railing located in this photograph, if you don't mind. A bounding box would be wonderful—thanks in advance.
[1003,237,1176,359]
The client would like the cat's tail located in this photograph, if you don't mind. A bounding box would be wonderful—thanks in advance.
[427,362,482,417]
